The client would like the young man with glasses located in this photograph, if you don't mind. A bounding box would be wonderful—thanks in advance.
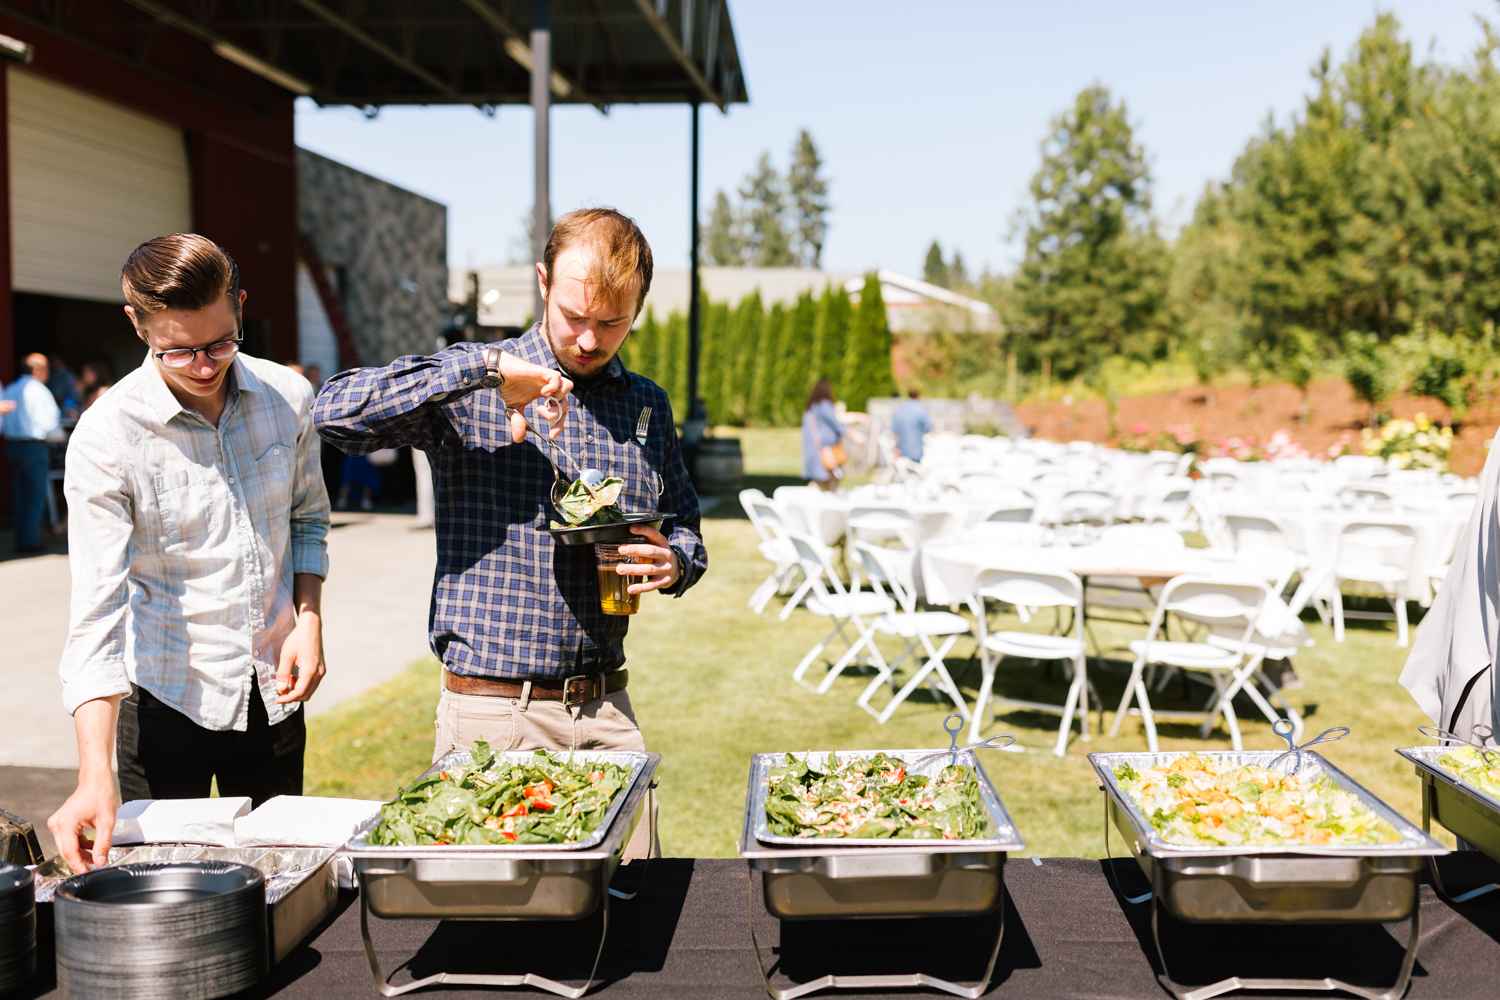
[47,234,332,872]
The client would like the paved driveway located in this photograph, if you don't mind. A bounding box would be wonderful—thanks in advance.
[0,512,437,770]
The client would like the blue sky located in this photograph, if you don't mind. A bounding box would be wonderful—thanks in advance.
[295,2,1491,278]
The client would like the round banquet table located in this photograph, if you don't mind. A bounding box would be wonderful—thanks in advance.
[20,855,1500,999]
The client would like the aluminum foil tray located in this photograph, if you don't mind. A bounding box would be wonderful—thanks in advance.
[745,749,1025,852]
[1091,750,1445,858]
[343,751,658,920]
[1398,745,1500,863]
[344,749,654,855]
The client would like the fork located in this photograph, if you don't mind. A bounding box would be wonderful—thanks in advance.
[635,407,651,447]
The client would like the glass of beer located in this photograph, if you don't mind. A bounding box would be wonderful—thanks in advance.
[595,542,643,616]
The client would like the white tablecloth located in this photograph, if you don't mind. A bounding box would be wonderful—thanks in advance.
[778,491,987,548]
[1222,505,1467,606]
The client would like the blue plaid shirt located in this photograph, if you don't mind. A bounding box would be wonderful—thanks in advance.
[312,324,705,681]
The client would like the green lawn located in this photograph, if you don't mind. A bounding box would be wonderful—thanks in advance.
[307,474,1446,857]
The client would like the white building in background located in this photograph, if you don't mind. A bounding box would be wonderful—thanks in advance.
[447,265,1000,334]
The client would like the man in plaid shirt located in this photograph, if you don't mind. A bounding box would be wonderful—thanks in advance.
[314,210,704,811]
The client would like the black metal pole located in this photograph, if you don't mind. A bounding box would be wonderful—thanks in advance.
[685,102,705,444]
[531,0,551,326]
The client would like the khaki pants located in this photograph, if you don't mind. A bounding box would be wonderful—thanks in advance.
[433,687,658,859]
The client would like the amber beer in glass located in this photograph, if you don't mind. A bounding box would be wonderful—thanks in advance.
[594,542,642,615]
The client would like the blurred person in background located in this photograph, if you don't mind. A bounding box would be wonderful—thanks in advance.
[3,352,61,551]
[891,387,932,463]
[76,360,113,412]
[47,354,77,409]
[304,364,324,393]
[802,379,845,491]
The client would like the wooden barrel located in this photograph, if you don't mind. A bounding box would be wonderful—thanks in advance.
[693,438,744,496]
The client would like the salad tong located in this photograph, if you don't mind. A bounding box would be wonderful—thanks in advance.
[1419,723,1497,767]
[506,401,606,506]
[1268,718,1349,773]
[911,714,1016,768]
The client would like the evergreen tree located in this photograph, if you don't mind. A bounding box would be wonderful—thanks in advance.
[1012,85,1169,380]
[787,130,830,267]
[699,299,732,423]
[811,285,852,391]
[740,155,795,267]
[750,303,786,425]
[923,241,948,287]
[716,291,764,424]
[776,290,818,425]
[842,273,896,412]
[661,310,687,418]
[704,190,744,266]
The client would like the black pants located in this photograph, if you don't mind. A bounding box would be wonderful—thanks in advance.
[117,683,306,807]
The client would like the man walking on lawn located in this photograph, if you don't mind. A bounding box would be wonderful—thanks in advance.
[314,208,705,857]
[49,234,331,872]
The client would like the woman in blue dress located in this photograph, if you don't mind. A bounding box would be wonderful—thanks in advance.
[801,380,844,491]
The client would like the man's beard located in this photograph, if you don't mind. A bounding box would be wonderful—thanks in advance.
[541,310,616,379]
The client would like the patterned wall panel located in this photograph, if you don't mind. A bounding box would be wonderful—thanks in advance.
[297,148,447,367]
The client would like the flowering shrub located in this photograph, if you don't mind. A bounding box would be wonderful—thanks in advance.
[1205,430,1310,462]
[1360,413,1453,471]
[1115,422,1204,455]
[1327,430,1356,459]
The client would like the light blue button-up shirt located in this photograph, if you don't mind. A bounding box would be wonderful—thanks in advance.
[59,353,330,731]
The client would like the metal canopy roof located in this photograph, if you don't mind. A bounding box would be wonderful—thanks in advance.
[0,0,747,112]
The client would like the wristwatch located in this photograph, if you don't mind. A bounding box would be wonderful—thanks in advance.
[479,344,506,390]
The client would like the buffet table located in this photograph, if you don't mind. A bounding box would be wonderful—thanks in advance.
[20,854,1500,999]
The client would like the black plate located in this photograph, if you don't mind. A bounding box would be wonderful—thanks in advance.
[542,512,675,546]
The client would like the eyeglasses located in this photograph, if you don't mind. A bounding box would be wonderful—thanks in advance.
[154,335,243,370]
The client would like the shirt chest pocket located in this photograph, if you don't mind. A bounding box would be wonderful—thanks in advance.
[152,468,216,541]
[249,442,294,521]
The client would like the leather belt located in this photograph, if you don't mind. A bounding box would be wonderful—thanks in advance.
[443,669,628,706]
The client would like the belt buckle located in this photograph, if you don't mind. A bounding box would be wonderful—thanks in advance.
[562,673,595,707]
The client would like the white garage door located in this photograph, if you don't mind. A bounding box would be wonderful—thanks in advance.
[9,67,193,302]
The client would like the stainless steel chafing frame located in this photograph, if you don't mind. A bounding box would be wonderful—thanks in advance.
[1397,745,1500,902]
[341,749,659,999]
[738,749,1025,1000]
[1091,750,1446,1000]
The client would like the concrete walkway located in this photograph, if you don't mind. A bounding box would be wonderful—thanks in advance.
[0,512,437,770]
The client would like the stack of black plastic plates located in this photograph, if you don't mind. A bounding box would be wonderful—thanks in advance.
[54,861,267,1000]
[0,862,34,992]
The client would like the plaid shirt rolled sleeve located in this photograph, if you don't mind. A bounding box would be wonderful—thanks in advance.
[313,325,705,682]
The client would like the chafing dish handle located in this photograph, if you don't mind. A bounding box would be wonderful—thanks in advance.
[356,871,609,999]
[608,779,657,901]
[744,869,1005,1000]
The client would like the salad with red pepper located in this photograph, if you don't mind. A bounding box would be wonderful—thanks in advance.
[764,752,987,839]
[366,741,631,846]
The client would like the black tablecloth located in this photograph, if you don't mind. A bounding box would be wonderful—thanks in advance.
[15,855,1500,999]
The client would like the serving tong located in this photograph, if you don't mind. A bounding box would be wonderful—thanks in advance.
[1268,718,1349,773]
[505,401,607,508]
[1419,723,1498,767]
[909,714,1016,769]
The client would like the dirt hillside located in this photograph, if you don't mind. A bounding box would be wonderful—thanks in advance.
[1011,379,1497,478]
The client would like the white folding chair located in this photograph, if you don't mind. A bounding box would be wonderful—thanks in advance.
[1224,514,1288,550]
[1194,567,1329,743]
[971,563,1092,756]
[1109,575,1271,751]
[1085,524,1186,623]
[847,505,919,551]
[850,542,973,724]
[1143,477,1198,534]
[1232,541,1301,597]
[739,489,803,616]
[1051,489,1117,528]
[786,534,897,694]
[1332,522,1415,646]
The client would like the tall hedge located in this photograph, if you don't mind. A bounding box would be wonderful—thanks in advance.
[622,280,893,427]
